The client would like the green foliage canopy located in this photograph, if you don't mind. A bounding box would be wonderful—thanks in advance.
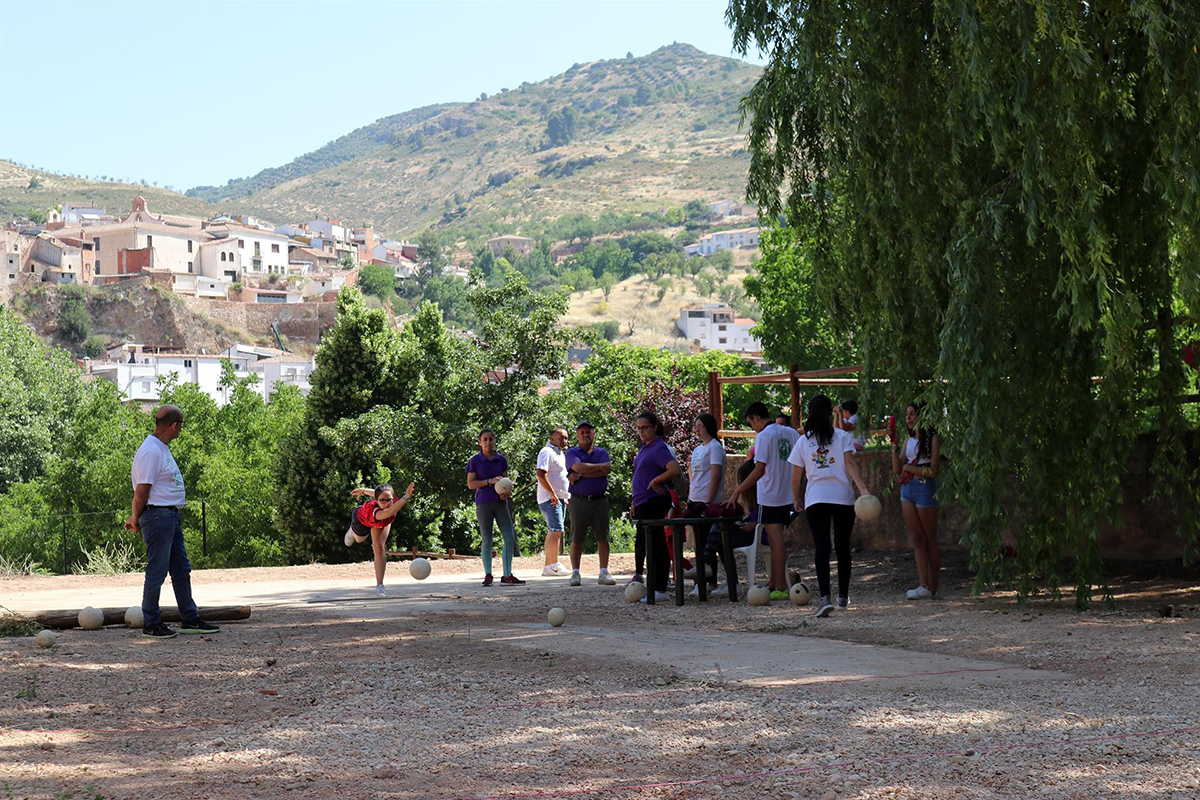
[729,0,1200,603]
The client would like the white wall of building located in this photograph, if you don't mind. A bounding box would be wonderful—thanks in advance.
[676,303,761,353]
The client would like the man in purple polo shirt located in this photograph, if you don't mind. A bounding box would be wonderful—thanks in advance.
[565,420,616,586]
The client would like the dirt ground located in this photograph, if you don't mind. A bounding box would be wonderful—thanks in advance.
[2,550,1199,800]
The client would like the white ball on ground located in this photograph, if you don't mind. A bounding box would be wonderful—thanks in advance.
[625,582,646,603]
[124,606,143,629]
[36,629,56,648]
[495,477,514,497]
[855,494,882,521]
[548,607,566,627]
[78,606,104,630]
[409,557,431,581]
[747,586,771,606]
[790,582,811,606]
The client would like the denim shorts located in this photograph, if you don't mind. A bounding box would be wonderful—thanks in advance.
[900,476,939,508]
[538,499,566,532]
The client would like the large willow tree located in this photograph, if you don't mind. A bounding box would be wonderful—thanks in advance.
[728,1,1200,603]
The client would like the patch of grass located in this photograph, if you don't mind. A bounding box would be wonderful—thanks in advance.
[0,552,49,579]
[74,540,141,576]
[0,613,40,638]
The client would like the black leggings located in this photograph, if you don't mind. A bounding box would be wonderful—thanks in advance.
[633,495,672,592]
[805,503,855,599]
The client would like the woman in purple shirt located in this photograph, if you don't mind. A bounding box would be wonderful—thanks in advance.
[630,410,681,601]
[466,429,524,586]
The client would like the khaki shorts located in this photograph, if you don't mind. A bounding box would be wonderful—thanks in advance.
[568,495,610,545]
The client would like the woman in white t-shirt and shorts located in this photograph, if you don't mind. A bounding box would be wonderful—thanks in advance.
[891,402,942,599]
[789,394,869,617]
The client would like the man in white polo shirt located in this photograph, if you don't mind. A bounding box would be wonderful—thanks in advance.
[124,405,218,640]
[536,426,571,576]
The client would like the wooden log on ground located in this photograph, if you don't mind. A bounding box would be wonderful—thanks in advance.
[28,605,251,630]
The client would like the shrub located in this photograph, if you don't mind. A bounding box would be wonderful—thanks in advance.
[74,540,141,576]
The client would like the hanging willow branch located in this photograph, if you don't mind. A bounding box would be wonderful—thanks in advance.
[729,0,1200,606]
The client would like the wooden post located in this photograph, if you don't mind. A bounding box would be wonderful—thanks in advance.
[708,370,724,434]
[789,363,801,429]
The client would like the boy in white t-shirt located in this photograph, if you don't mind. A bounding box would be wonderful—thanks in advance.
[731,402,799,599]
[536,426,571,576]
[835,399,867,451]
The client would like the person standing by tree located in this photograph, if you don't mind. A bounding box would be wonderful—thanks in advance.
[790,394,869,617]
[565,420,616,586]
[467,429,523,586]
[630,410,681,602]
[536,426,572,577]
[892,403,942,599]
[731,401,799,599]
[124,405,218,639]
[346,481,415,597]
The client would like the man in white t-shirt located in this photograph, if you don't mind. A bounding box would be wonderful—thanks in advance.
[124,405,217,640]
[731,401,799,599]
[536,426,571,576]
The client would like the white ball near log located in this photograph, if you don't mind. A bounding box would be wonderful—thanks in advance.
[36,629,56,648]
[124,606,144,628]
[747,586,771,606]
[78,606,105,630]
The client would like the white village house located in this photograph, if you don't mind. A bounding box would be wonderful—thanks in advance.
[684,227,761,257]
[676,302,761,353]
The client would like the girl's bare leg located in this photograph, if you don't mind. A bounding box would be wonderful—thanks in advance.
[917,507,940,594]
[371,525,391,586]
[901,502,928,588]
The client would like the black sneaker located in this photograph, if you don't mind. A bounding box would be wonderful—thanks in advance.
[482,573,494,586]
[499,575,526,585]
[179,619,220,634]
[143,623,177,639]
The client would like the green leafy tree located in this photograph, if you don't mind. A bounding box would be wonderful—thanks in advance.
[57,284,91,344]
[729,0,1200,603]
[743,227,848,370]
[0,307,82,491]
[598,272,618,301]
[357,263,395,300]
[415,229,449,288]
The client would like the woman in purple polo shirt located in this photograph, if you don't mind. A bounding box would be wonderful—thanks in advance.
[630,410,681,602]
[466,429,524,587]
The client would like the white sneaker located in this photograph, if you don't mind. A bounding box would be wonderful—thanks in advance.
[682,567,697,580]
[597,571,616,586]
[710,584,730,599]
[543,562,571,576]
[906,585,933,600]
[376,585,387,598]
[344,529,356,547]
[569,570,582,586]
[542,564,562,577]
[814,596,834,617]
[639,591,672,604]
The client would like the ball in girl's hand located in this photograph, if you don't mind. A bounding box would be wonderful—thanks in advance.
[854,494,882,521]
[409,557,432,580]
[495,477,514,497]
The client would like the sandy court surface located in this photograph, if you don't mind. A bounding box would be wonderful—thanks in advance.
[2,550,1199,800]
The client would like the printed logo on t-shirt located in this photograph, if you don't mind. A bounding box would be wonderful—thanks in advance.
[776,438,792,461]
[812,445,835,469]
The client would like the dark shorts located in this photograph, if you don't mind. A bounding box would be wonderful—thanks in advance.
[757,504,792,526]
[569,495,610,544]
[348,507,391,540]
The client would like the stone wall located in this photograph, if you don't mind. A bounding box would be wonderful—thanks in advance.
[720,432,1193,560]
[178,295,336,347]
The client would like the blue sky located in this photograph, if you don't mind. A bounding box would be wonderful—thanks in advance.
[0,0,760,192]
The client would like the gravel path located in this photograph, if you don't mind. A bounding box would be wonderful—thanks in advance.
[2,551,1199,799]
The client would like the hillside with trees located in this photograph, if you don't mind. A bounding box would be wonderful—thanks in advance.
[181,44,761,238]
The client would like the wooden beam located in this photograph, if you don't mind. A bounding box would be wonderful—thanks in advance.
[716,373,793,385]
[788,362,801,429]
[792,364,864,378]
[717,429,757,439]
[30,605,251,630]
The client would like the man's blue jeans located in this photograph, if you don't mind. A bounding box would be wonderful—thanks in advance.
[140,507,199,626]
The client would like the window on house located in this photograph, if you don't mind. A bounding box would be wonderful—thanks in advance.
[271,243,280,253]
[93,237,100,251]
[254,242,261,255]
[718,338,727,344]
[187,262,193,273]
[141,381,151,392]
[95,260,100,272]
[220,252,226,262]
[184,359,193,368]
[147,235,153,247]
[188,240,193,253]
[718,324,727,331]
[238,239,244,249]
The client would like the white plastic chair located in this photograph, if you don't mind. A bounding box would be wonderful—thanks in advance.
[732,523,770,589]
